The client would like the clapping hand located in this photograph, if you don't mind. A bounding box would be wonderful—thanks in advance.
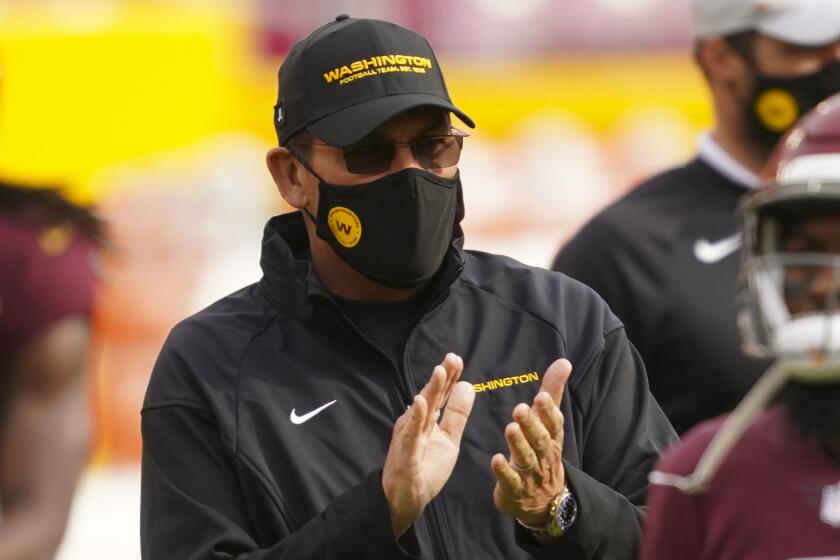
[382,353,476,537]
[491,359,572,530]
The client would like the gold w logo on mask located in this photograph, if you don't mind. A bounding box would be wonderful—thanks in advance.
[328,206,362,248]
[335,221,353,235]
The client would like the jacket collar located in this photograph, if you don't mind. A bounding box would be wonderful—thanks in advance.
[258,211,465,315]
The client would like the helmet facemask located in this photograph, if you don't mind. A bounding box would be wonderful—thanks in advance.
[739,190,840,381]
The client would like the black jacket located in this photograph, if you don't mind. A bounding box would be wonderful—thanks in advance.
[141,212,677,560]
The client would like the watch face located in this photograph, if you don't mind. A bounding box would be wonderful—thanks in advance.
[555,494,578,530]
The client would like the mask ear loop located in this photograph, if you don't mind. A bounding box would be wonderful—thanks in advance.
[287,148,325,226]
[302,205,318,226]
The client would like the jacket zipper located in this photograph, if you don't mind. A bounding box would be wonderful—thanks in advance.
[314,295,414,403]
[399,264,463,560]
[312,261,464,560]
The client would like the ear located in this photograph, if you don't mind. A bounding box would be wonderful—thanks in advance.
[695,37,747,89]
[266,147,309,209]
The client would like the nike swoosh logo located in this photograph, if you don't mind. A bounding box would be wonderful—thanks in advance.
[290,400,337,425]
[693,233,742,264]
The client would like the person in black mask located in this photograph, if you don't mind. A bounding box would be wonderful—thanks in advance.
[140,15,676,560]
[552,0,840,436]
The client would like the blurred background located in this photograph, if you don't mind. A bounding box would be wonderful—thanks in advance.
[0,0,710,557]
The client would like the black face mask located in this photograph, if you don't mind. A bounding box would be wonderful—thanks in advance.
[746,60,840,153]
[303,167,461,289]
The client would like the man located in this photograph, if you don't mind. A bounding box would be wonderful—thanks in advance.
[141,15,676,560]
[552,0,840,434]
[0,183,104,559]
[640,92,840,559]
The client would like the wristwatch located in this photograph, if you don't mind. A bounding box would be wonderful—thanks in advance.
[516,486,578,538]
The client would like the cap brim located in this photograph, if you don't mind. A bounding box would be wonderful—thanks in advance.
[307,93,475,147]
[757,0,840,47]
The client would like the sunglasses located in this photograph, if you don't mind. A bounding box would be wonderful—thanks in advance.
[291,128,469,175]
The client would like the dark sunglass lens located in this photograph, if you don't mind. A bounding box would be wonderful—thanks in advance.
[416,136,462,169]
[344,141,395,174]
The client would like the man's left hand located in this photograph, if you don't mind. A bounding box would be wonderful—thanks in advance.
[490,358,572,528]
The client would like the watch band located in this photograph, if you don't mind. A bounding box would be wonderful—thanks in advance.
[516,486,578,538]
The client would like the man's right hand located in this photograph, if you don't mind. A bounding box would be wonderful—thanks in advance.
[382,353,476,538]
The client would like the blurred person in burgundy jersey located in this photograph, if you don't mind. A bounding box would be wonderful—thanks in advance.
[0,181,105,559]
[640,93,840,559]
[552,0,840,435]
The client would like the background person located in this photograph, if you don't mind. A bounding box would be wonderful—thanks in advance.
[640,92,840,559]
[0,183,104,559]
[552,0,840,435]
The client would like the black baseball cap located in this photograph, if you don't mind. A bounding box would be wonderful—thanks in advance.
[274,15,475,148]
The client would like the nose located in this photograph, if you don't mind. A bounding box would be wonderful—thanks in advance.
[389,143,423,173]
[785,264,838,315]
[807,265,839,311]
